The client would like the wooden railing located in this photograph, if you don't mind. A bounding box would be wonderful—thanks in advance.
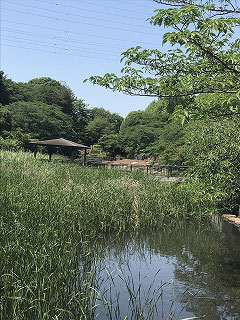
[86,161,188,177]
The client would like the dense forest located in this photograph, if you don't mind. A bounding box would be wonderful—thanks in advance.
[0,70,123,150]
[0,69,240,213]
[0,70,187,163]
[0,70,195,162]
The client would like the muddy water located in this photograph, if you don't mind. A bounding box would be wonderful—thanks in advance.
[92,218,240,320]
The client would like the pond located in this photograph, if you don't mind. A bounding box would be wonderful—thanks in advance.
[86,218,240,320]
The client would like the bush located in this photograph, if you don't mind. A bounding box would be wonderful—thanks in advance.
[0,136,21,151]
[182,117,240,212]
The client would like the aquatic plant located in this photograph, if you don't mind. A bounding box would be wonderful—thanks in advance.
[0,151,209,319]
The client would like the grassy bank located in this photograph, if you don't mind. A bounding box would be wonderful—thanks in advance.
[0,151,210,319]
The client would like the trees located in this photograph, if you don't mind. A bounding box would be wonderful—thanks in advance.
[118,110,163,157]
[86,1,240,212]
[150,120,185,165]
[182,117,240,211]
[71,99,92,143]
[0,71,19,106]
[119,126,158,158]
[0,101,74,140]
[28,78,75,115]
[85,108,123,145]
[86,0,240,118]
[0,71,10,105]
[0,72,125,147]
[0,74,76,114]
[88,108,123,132]
[98,134,124,157]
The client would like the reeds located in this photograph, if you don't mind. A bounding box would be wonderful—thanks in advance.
[0,151,207,319]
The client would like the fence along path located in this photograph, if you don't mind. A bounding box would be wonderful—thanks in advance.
[86,157,188,178]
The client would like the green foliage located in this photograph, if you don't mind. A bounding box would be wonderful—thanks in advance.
[150,120,185,165]
[117,99,186,159]
[27,77,75,114]
[182,117,240,210]
[0,74,76,115]
[86,108,123,145]
[86,116,112,145]
[120,126,158,158]
[86,0,240,119]
[85,0,240,212]
[120,110,163,130]
[0,136,21,151]
[98,133,124,157]
[173,93,240,122]
[0,71,13,105]
[0,101,74,140]
[0,72,124,147]
[71,99,92,142]
[0,150,211,319]
[0,130,32,150]
[117,110,164,157]
[145,99,169,117]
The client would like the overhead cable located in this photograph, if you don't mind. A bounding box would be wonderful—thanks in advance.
[2,27,131,50]
[1,43,119,61]
[2,20,160,46]
[2,0,152,29]
[34,0,145,21]
[66,0,151,14]
[1,35,121,56]
[2,8,159,36]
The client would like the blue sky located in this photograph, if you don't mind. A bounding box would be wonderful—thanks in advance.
[1,0,167,117]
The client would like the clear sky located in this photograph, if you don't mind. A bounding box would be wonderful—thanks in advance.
[0,0,166,117]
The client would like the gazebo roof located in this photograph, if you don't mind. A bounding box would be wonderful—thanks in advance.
[30,138,90,149]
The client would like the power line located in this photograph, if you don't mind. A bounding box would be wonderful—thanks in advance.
[67,0,152,14]
[99,0,156,9]
[35,0,145,21]
[2,8,159,36]
[2,20,160,46]
[1,35,121,56]
[2,0,152,29]
[1,43,119,61]
[1,27,131,50]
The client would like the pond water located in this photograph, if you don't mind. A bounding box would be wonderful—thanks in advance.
[88,218,240,320]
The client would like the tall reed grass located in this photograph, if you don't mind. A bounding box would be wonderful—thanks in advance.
[0,151,208,319]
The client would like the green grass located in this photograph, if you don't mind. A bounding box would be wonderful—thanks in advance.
[0,150,210,319]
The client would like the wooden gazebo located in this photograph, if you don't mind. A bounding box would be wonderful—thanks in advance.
[29,138,90,164]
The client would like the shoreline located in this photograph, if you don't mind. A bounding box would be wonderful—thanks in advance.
[222,214,240,229]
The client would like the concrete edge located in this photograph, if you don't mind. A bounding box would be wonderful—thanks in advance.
[222,214,240,229]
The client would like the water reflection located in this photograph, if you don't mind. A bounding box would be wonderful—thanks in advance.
[87,218,240,319]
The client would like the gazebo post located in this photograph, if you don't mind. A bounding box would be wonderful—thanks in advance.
[48,146,53,162]
[34,145,38,159]
[84,148,87,166]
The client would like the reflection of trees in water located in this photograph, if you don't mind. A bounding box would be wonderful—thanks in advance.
[164,221,240,320]
[89,219,240,320]
[143,220,240,320]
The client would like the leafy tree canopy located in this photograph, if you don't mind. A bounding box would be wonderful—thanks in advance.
[118,109,165,157]
[0,71,10,105]
[0,71,31,106]
[98,133,125,157]
[119,125,159,158]
[28,78,75,114]
[86,0,240,119]
[150,120,185,164]
[0,73,76,115]
[89,107,123,131]
[0,101,74,140]
[182,116,240,210]
[85,107,123,145]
